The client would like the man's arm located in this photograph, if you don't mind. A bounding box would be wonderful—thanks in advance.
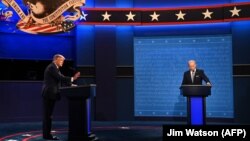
[48,66,71,83]
[200,70,211,85]
[181,72,187,85]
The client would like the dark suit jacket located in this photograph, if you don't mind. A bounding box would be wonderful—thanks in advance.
[42,63,71,100]
[181,69,210,85]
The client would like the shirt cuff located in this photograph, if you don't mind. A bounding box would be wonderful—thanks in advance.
[71,77,74,82]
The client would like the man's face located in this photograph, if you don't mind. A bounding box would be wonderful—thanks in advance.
[55,57,65,67]
[188,62,196,71]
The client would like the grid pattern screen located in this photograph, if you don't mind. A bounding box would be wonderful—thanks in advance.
[134,35,233,118]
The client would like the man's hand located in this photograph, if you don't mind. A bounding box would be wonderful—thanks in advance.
[206,82,212,86]
[73,72,81,80]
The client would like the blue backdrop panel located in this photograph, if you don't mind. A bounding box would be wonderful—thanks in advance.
[134,35,233,118]
[0,33,74,60]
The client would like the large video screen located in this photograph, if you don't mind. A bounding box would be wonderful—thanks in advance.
[134,35,233,118]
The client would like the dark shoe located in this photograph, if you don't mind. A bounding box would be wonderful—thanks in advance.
[43,136,60,140]
[88,133,99,141]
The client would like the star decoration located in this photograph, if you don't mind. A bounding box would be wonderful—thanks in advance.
[102,11,111,21]
[176,10,186,20]
[150,11,160,21]
[80,11,88,21]
[61,21,74,31]
[126,11,136,21]
[230,6,241,17]
[202,9,213,19]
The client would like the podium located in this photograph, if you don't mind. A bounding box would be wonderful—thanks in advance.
[60,84,97,141]
[180,85,211,125]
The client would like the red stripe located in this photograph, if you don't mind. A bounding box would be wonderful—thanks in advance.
[39,26,59,32]
[17,22,25,26]
[139,5,223,11]
[78,22,141,25]
[81,2,250,11]
[22,24,41,29]
[82,6,223,11]
[224,17,250,22]
[224,2,250,7]
[30,25,53,31]
[0,128,66,141]
[83,8,139,11]
[17,22,51,30]
[22,131,67,141]
[0,131,41,141]
[22,134,42,141]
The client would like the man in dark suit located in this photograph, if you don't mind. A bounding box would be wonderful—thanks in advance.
[182,60,211,85]
[42,54,80,140]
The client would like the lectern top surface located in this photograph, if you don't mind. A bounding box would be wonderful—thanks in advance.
[60,84,96,89]
[181,85,211,87]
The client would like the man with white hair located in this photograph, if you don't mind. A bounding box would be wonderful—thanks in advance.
[42,54,80,140]
[182,60,211,85]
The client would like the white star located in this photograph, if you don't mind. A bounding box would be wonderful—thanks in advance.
[230,6,241,17]
[150,11,160,21]
[102,11,111,21]
[202,9,213,19]
[176,10,186,20]
[80,11,88,21]
[126,11,136,21]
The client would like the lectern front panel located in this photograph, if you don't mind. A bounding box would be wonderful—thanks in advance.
[189,97,204,125]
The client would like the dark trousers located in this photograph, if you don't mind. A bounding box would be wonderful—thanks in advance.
[43,98,56,138]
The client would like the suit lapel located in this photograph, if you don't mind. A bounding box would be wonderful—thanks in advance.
[193,70,199,83]
[187,71,193,83]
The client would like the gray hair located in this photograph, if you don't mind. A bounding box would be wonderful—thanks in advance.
[188,60,196,65]
[53,54,65,61]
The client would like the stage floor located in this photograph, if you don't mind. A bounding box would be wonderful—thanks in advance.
[0,121,165,141]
